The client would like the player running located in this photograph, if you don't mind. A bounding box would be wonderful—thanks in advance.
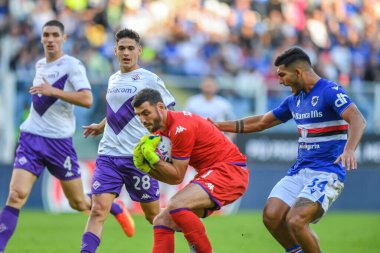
[0,20,131,252]
[80,29,175,253]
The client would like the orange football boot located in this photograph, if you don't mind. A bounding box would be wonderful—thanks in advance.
[114,198,135,237]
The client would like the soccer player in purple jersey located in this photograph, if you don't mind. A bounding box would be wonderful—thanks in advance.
[211,47,366,253]
[0,20,131,253]
[80,29,175,253]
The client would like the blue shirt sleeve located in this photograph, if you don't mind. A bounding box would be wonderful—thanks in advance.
[272,96,293,122]
[323,85,353,116]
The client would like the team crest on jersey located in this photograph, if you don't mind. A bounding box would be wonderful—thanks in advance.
[18,156,28,165]
[311,96,319,106]
[92,180,101,190]
[132,74,140,81]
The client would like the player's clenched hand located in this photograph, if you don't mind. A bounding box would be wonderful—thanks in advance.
[29,77,56,96]
[133,135,151,173]
[141,135,161,166]
[334,149,357,171]
[82,123,104,138]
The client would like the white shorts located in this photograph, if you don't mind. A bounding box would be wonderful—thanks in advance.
[268,169,344,216]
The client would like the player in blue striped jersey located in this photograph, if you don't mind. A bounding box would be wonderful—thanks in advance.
[212,47,366,253]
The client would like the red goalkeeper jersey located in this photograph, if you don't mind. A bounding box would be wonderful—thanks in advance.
[160,111,246,172]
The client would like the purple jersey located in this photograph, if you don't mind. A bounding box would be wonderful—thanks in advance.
[272,78,353,181]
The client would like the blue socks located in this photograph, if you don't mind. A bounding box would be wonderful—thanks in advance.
[286,245,303,253]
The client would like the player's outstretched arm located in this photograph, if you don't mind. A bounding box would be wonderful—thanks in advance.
[29,77,93,108]
[210,111,282,133]
[82,118,107,138]
[334,104,366,170]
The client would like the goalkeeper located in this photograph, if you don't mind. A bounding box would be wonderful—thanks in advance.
[132,88,250,253]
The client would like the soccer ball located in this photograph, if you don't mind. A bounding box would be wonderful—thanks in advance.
[155,135,172,163]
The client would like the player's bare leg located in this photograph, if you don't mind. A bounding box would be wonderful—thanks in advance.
[61,179,134,238]
[6,169,37,209]
[84,193,115,237]
[0,169,37,251]
[286,197,323,253]
[263,198,299,249]
[140,200,161,224]
[80,193,115,252]
[60,178,91,212]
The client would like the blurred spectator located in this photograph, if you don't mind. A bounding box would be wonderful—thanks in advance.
[0,0,379,133]
[185,75,235,140]
[30,0,55,34]
[185,75,234,122]
[0,21,23,72]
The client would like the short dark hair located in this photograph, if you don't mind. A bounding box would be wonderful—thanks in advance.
[43,20,64,34]
[115,28,140,44]
[274,47,311,67]
[132,88,164,108]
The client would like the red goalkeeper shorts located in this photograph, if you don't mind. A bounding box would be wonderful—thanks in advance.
[190,161,249,210]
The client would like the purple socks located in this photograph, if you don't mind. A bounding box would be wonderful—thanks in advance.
[0,205,20,252]
[81,232,100,253]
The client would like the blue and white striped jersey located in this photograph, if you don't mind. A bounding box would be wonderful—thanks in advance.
[272,78,353,181]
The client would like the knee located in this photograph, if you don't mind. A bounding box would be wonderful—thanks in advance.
[7,188,29,207]
[89,202,109,221]
[153,211,175,229]
[286,214,306,232]
[68,198,90,212]
[262,205,283,229]
[152,212,166,226]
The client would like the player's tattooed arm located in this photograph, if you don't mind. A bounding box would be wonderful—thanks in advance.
[210,112,282,133]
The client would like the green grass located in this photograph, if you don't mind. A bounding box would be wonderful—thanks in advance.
[5,211,380,252]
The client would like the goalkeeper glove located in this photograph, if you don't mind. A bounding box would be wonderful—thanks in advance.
[141,134,161,166]
[133,135,151,173]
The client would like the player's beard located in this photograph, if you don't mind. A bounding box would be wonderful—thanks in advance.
[291,80,302,95]
[149,108,162,133]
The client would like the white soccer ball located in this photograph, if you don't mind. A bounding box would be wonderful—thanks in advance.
[155,135,172,163]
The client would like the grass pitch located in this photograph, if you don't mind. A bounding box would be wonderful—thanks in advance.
[5,211,380,252]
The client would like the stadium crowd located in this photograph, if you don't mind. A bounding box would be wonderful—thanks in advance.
[0,0,379,127]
